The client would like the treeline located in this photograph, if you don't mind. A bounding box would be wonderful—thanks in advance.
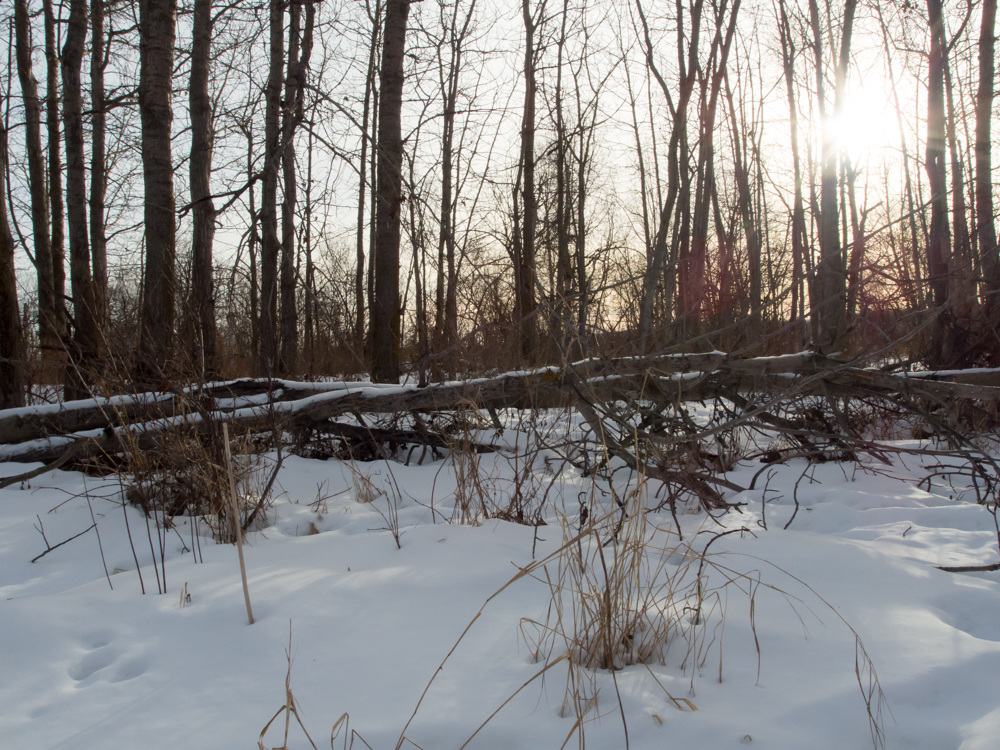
[0,0,997,406]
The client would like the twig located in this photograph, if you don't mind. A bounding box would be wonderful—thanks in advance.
[31,523,95,563]
[223,423,254,625]
[0,441,88,489]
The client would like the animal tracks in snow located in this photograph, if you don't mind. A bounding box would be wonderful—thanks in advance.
[931,595,1000,644]
[68,634,148,687]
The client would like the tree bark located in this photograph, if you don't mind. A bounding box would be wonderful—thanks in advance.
[356,2,381,354]
[635,0,703,352]
[259,0,284,377]
[138,0,179,380]
[281,1,301,377]
[279,0,316,375]
[43,0,67,350]
[190,0,217,377]
[686,0,740,339]
[63,0,100,399]
[370,0,411,383]
[14,0,59,378]
[809,0,854,354]
[976,0,999,353]
[433,0,473,372]
[0,114,25,409]
[517,0,540,364]
[91,0,108,334]
[925,0,953,367]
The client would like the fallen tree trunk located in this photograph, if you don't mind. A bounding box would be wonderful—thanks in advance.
[0,353,997,470]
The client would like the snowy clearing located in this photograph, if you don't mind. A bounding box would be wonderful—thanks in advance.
[2,413,1000,750]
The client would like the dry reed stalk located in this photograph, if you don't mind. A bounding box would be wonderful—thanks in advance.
[223,422,254,625]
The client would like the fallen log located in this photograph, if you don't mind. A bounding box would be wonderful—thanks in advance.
[0,353,996,469]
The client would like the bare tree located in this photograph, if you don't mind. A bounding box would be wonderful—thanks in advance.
[62,0,100,397]
[370,0,411,382]
[809,0,855,354]
[189,0,217,377]
[14,0,59,376]
[138,0,179,379]
[355,2,381,355]
[431,0,476,371]
[976,0,999,349]
[925,0,954,367]
[635,0,704,352]
[516,0,544,363]
[277,0,317,375]
[0,110,25,408]
[259,0,284,376]
[43,0,66,345]
[90,0,108,331]
[188,0,218,377]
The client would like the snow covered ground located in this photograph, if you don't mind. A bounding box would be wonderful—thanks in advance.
[3,416,1000,749]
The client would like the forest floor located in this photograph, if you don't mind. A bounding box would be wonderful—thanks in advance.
[2,405,1000,749]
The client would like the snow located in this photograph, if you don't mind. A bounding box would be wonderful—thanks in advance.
[2,417,1000,749]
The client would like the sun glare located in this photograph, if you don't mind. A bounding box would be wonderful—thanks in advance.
[828,84,900,162]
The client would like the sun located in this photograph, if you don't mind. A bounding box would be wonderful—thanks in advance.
[828,83,900,163]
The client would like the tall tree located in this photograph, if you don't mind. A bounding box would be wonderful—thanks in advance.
[63,0,100,397]
[635,0,704,351]
[370,0,411,382]
[356,2,381,354]
[0,112,25,408]
[976,0,999,351]
[259,0,284,376]
[189,0,217,376]
[925,0,953,366]
[809,0,855,354]
[138,0,179,380]
[432,0,475,371]
[43,0,66,347]
[91,0,108,331]
[516,0,543,363]
[279,0,317,375]
[14,0,59,376]
[682,0,740,340]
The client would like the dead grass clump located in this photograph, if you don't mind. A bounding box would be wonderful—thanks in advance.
[119,416,274,543]
[523,478,695,673]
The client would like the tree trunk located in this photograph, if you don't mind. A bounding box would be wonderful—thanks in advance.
[635,0,704,352]
[14,0,58,379]
[778,0,808,343]
[63,0,100,398]
[259,0,284,377]
[687,0,739,339]
[304,128,315,374]
[433,0,472,373]
[809,0,854,354]
[0,113,25,409]
[976,0,999,358]
[279,0,315,375]
[43,0,67,351]
[138,0,179,381]
[553,0,572,353]
[190,0,217,377]
[517,0,539,364]
[356,3,381,355]
[925,0,953,367]
[279,0,302,376]
[943,58,973,319]
[370,0,411,383]
[91,0,108,336]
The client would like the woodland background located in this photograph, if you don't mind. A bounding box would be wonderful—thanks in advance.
[1,0,998,402]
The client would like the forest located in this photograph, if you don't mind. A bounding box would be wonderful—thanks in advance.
[2,3,1000,748]
[0,0,995,397]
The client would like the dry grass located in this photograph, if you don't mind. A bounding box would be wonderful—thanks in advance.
[118,416,273,544]
[258,626,322,750]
